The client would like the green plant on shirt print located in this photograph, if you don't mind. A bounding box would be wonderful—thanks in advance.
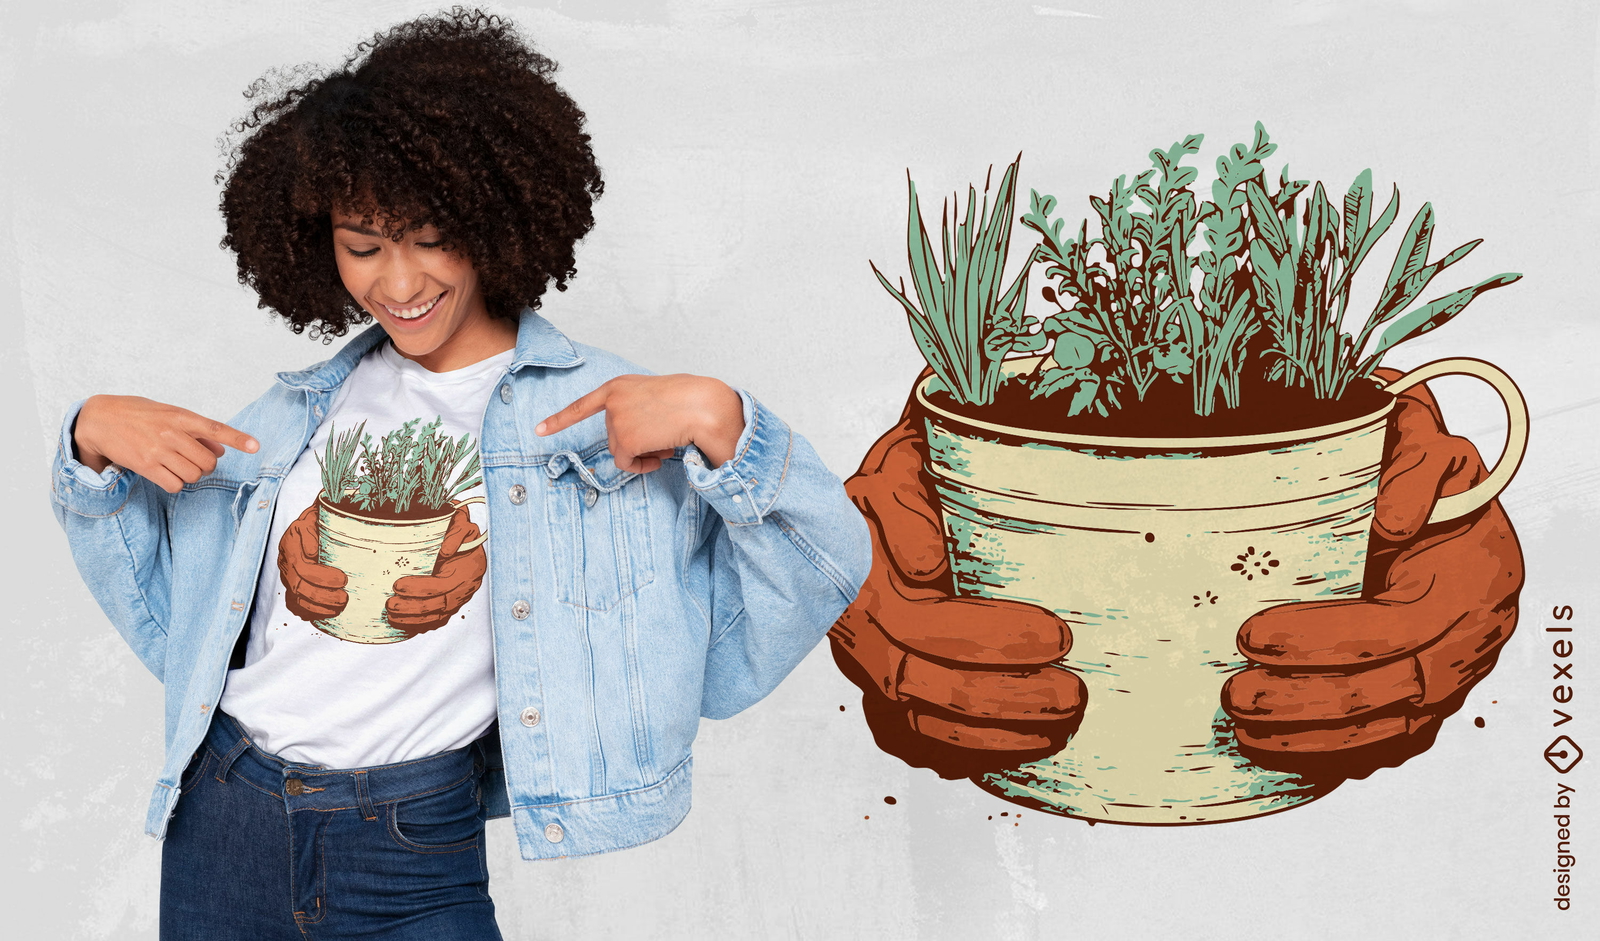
[278,416,490,644]
[832,123,1529,828]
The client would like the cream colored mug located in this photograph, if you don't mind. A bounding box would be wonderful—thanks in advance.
[918,357,1527,823]
[313,494,488,645]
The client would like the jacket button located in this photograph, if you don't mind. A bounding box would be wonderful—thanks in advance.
[583,488,598,508]
[520,707,541,728]
[511,600,530,620]
[500,384,513,404]
[544,822,564,843]
[508,484,526,505]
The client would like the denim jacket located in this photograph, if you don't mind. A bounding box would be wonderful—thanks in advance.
[49,310,871,860]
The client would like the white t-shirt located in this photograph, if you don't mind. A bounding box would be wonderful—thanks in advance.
[221,340,512,768]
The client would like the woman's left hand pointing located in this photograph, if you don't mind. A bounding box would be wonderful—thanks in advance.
[537,374,745,472]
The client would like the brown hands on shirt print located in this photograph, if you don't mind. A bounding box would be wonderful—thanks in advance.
[831,127,1529,825]
[278,417,488,644]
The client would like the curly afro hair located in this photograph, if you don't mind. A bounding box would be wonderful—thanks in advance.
[219,7,603,340]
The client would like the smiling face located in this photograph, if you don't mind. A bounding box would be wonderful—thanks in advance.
[331,208,517,372]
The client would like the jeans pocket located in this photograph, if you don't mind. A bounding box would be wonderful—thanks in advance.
[386,775,483,854]
[178,747,213,795]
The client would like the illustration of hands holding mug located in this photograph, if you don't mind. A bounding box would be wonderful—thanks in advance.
[831,363,1526,823]
[275,415,491,645]
[278,495,488,645]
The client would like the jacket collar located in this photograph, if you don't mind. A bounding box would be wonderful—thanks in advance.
[275,308,583,392]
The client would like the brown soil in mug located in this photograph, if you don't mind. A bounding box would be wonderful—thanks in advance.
[928,372,1393,439]
[323,498,455,521]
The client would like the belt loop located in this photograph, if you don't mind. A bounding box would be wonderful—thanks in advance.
[354,771,377,822]
[214,737,250,784]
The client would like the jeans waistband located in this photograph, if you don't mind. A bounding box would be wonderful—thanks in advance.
[203,710,485,815]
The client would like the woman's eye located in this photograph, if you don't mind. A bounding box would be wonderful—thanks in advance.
[343,246,380,258]
[416,240,443,249]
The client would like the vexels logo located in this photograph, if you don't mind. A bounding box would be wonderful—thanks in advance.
[1547,605,1579,775]
[1546,606,1581,911]
[1545,735,1583,774]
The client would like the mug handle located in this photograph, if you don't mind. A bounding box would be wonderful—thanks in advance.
[449,495,490,553]
[1382,357,1529,526]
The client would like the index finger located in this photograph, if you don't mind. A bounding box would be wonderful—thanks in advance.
[179,411,258,454]
[536,385,609,436]
[1372,397,1482,540]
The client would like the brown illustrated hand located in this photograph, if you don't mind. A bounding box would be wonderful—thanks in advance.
[1220,368,1524,780]
[278,504,349,621]
[386,507,486,636]
[829,373,1086,779]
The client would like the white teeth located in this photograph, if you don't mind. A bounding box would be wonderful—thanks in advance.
[384,292,443,320]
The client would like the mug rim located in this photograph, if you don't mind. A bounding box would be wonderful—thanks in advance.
[315,492,460,526]
[915,370,1397,451]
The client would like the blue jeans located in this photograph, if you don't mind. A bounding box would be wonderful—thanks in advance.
[160,711,502,940]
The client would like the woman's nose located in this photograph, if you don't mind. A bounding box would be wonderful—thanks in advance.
[378,250,426,303]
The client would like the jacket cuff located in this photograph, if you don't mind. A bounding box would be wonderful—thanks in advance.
[681,390,790,525]
[52,399,133,517]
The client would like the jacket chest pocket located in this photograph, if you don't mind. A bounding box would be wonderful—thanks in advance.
[543,447,656,612]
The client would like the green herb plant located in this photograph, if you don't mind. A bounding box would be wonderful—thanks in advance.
[1019,128,1289,418]
[315,417,482,516]
[1018,123,1518,416]
[877,125,1521,425]
[1020,136,1216,417]
[1248,156,1522,399]
[871,154,1037,408]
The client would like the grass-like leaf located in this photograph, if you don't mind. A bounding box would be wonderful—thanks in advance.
[871,155,1030,407]
[316,421,366,503]
[1359,272,1522,371]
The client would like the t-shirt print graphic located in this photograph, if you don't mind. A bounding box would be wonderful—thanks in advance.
[278,415,487,644]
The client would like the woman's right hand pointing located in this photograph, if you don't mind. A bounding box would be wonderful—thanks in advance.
[72,394,259,492]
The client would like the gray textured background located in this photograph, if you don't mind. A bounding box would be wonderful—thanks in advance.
[4,1,1596,937]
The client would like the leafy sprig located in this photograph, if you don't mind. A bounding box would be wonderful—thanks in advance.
[1021,136,1205,416]
[1179,124,1274,416]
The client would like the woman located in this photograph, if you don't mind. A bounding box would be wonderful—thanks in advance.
[52,10,870,939]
